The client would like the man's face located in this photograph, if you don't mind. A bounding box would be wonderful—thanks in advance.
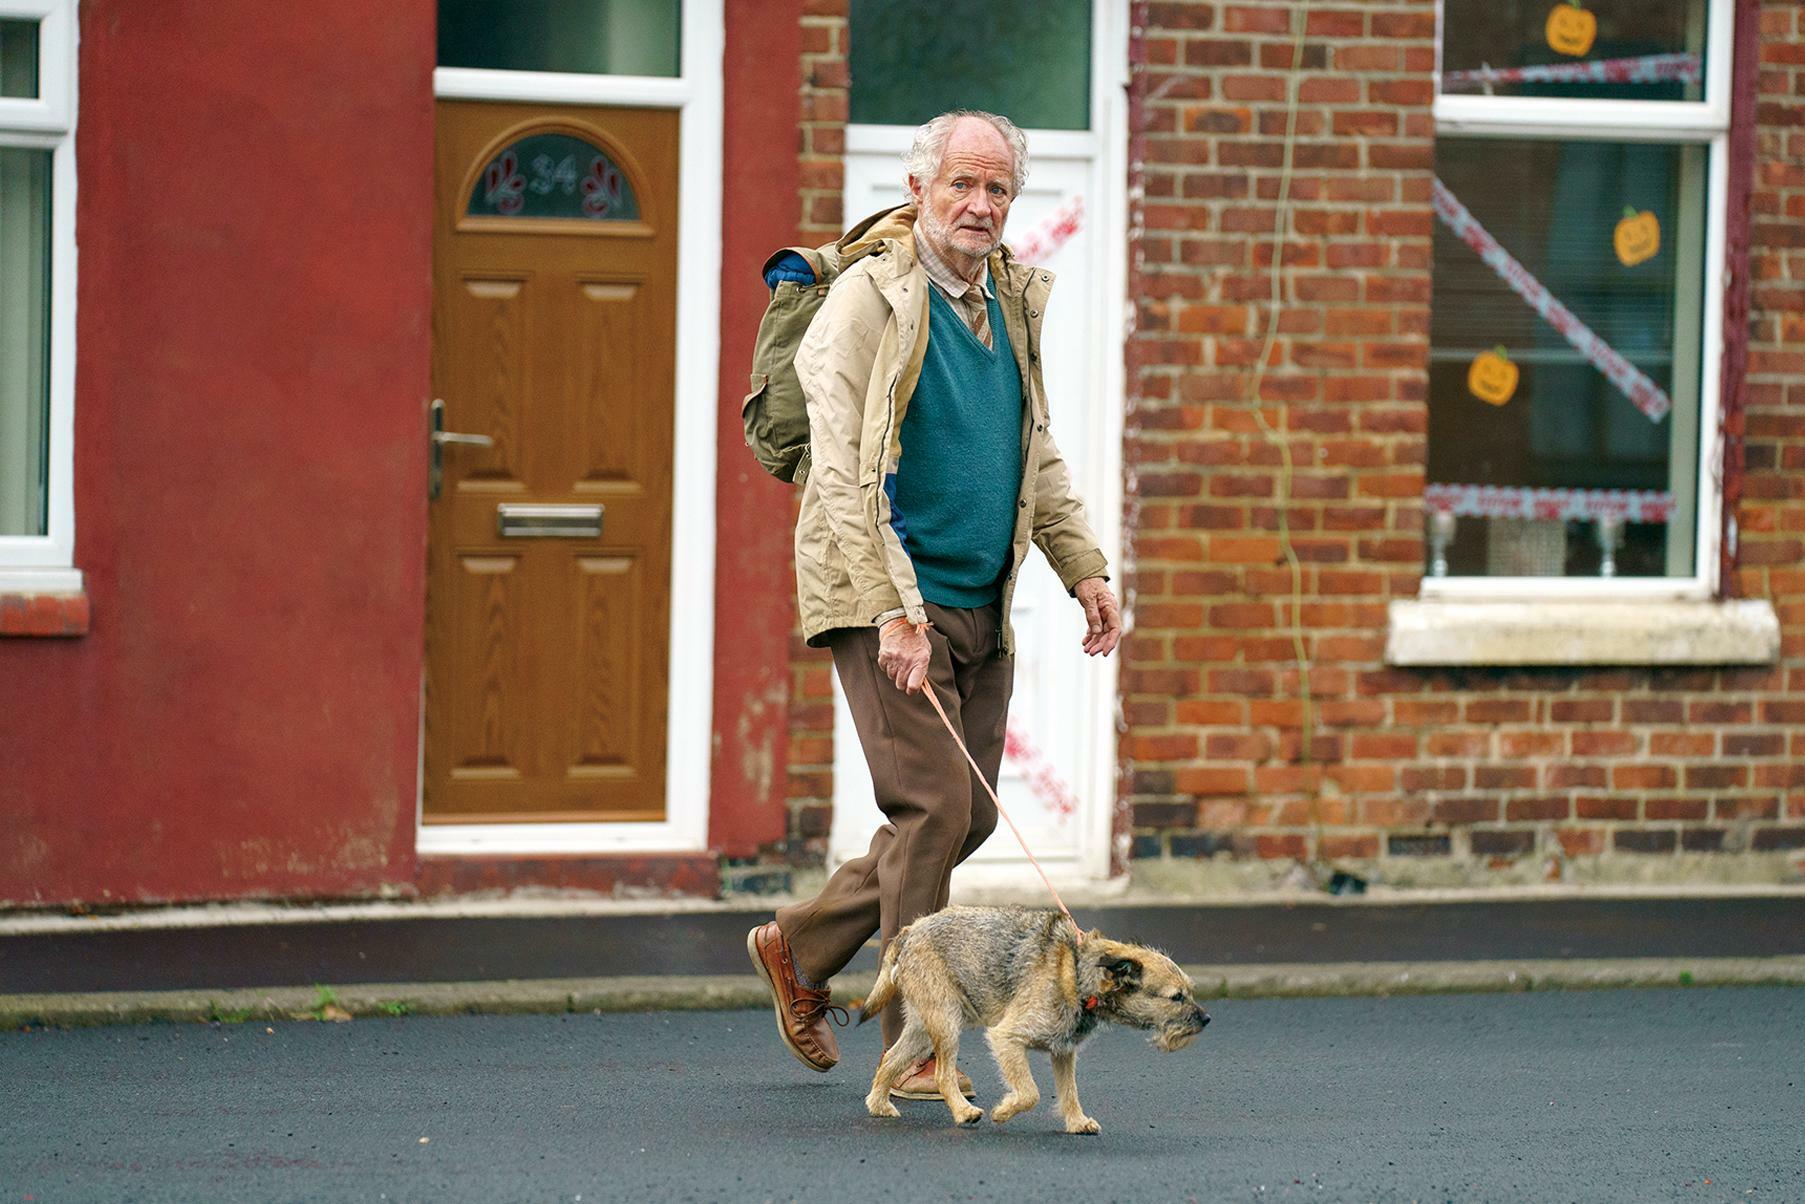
[909,118,1016,270]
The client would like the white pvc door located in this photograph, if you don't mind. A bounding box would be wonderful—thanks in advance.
[828,5,1126,890]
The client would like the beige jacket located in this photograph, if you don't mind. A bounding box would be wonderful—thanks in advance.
[793,206,1108,656]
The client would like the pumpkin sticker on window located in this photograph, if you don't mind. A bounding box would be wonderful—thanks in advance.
[1545,1,1597,57]
[1468,346,1519,406]
[1614,207,1661,267]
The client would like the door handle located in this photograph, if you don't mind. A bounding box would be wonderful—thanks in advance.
[429,398,494,499]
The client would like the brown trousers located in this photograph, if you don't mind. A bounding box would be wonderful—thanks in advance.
[775,601,1015,1045]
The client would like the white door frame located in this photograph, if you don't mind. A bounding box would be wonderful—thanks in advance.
[417,2,722,855]
[829,0,1129,887]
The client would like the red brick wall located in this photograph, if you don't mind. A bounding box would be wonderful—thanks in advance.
[1741,0,1805,841]
[1120,0,1805,881]
[780,0,851,864]
[799,0,851,246]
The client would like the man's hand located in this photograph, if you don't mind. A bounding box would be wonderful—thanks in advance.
[878,618,933,693]
[1074,577,1122,657]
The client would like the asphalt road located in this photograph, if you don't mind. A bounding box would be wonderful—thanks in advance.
[5,988,1801,1202]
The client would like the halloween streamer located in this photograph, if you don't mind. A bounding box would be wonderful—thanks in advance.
[1432,177,1673,423]
[1425,483,1676,524]
[1003,718,1079,819]
[1441,52,1701,91]
[1004,195,1084,266]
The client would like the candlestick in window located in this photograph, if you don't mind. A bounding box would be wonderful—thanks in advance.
[1545,1,1597,57]
[1428,508,1458,578]
[1595,513,1625,578]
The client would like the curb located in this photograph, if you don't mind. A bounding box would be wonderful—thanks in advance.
[1187,956,1805,997]
[9,884,1805,936]
[4,957,1802,1028]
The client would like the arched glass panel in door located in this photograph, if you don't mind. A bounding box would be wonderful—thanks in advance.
[467,132,642,222]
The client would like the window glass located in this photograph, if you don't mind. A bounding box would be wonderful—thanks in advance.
[1440,0,1707,102]
[1427,136,1705,579]
[0,19,39,99]
[0,147,50,538]
[467,133,641,222]
[849,0,1090,130]
[438,0,680,78]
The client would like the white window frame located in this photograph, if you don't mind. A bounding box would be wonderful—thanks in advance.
[1424,0,1734,602]
[0,0,79,593]
[419,1,722,855]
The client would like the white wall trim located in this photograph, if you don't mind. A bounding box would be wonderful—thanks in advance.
[1085,0,1130,883]
[1432,97,1726,142]
[421,0,721,856]
[417,821,711,858]
[1696,129,1730,594]
[1419,574,1712,602]
[660,0,723,855]
[432,66,691,110]
[1386,598,1779,667]
[0,566,79,592]
[0,0,77,588]
[845,123,1100,159]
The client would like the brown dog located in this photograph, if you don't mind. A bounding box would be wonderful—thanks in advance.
[859,906,1209,1133]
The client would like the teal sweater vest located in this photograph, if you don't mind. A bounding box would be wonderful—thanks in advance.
[884,286,1024,607]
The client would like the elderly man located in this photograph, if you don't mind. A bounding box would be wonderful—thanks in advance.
[747,110,1121,1101]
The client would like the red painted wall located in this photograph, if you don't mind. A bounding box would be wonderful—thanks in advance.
[709,0,805,857]
[0,1,435,905]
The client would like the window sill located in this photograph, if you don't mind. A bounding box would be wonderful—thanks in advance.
[0,587,90,638]
[1385,598,1779,667]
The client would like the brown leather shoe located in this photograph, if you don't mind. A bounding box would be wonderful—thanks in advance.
[747,921,844,1072]
[889,1057,977,1101]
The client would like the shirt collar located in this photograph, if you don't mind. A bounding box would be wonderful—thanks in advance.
[913,228,993,301]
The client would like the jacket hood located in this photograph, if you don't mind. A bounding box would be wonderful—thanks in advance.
[837,203,918,259]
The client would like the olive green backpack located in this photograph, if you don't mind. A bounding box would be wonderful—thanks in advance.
[741,209,897,485]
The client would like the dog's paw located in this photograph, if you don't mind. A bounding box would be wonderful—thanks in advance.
[1065,1115,1101,1135]
[866,1097,901,1119]
[952,1105,984,1126]
[990,1094,1037,1124]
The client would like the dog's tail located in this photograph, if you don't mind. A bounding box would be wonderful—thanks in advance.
[857,938,903,1025]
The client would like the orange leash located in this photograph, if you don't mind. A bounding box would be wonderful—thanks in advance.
[918,677,1082,940]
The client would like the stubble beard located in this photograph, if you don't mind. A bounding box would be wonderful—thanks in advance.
[921,205,1003,272]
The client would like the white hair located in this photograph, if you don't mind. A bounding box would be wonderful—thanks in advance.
[902,110,1030,198]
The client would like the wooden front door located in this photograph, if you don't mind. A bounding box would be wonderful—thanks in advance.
[425,101,677,825]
